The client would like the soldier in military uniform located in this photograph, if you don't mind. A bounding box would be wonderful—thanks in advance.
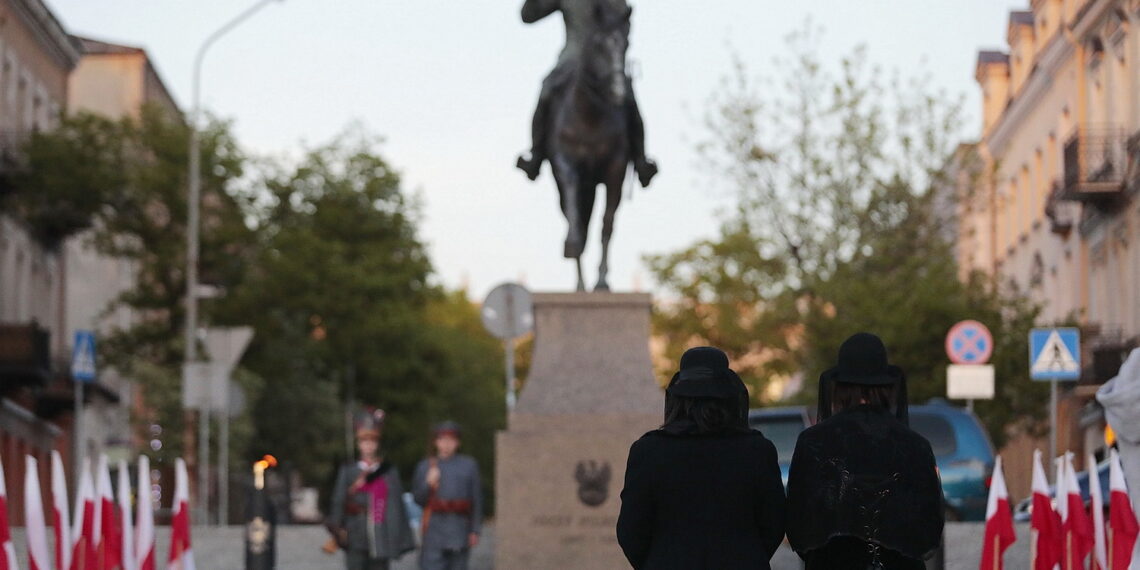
[516,0,658,187]
[412,421,483,570]
[329,408,417,570]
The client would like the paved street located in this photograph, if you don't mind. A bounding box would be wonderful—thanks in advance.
[9,521,1033,569]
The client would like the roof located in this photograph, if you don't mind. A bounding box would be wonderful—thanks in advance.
[72,36,146,56]
[977,50,1010,67]
[1010,11,1034,27]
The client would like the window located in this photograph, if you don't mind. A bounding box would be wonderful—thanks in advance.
[748,415,806,464]
[910,413,957,456]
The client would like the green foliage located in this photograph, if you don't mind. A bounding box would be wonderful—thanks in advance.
[647,27,1044,445]
[23,110,507,511]
[5,114,128,246]
[222,129,504,503]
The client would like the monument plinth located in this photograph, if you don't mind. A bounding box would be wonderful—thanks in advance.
[496,292,661,569]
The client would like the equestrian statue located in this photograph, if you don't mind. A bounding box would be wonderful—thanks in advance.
[516,0,658,292]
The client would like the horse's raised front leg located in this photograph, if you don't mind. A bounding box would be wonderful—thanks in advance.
[595,166,624,292]
[551,156,587,291]
[552,156,585,260]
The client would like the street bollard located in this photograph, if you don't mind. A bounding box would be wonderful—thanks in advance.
[246,455,278,570]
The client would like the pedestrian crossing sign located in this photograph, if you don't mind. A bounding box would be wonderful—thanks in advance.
[1029,328,1080,381]
[71,330,97,383]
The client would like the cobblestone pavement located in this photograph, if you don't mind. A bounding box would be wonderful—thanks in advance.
[8,521,1024,569]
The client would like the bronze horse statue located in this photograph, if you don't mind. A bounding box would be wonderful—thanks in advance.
[538,5,637,291]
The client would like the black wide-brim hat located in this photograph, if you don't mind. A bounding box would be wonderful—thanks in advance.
[666,346,748,399]
[818,332,909,423]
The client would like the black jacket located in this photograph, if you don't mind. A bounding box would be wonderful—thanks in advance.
[785,405,943,569]
[616,429,786,569]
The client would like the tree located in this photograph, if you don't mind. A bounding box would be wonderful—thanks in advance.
[647,27,1044,445]
[223,129,504,502]
[6,106,254,463]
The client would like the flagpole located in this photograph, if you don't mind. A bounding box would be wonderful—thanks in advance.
[1031,530,1037,569]
[993,533,1000,569]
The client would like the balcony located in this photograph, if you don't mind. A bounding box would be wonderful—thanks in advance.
[1060,128,1129,203]
[0,323,52,387]
[0,129,28,172]
[1044,180,1075,236]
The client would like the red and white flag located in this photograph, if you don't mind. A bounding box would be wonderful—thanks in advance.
[1108,449,1138,570]
[1031,450,1062,570]
[24,456,50,570]
[1088,453,1107,570]
[71,459,98,570]
[117,460,135,570]
[0,454,18,570]
[51,451,72,570]
[167,458,195,570]
[134,456,154,570]
[980,455,1016,570]
[95,455,121,570]
[1060,452,1094,570]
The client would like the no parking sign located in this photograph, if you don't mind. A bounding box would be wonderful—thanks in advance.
[945,320,995,401]
[945,320,994,365]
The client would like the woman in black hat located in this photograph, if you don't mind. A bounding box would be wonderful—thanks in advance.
[616,346,786,569]
[785,333,943,569]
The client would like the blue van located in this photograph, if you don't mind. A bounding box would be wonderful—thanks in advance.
[748,399,995,521]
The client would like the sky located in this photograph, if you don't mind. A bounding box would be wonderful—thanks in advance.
[47,0,1027,302]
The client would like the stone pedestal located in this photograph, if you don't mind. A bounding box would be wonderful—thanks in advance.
[495,293,661,569]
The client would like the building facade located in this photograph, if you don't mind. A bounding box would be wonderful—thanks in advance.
[0,0,82,523]
[65,35,181,467]
[959,0,1140,495]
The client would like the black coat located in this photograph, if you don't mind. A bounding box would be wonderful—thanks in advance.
[616,428,786,569]
[785,405,943,570]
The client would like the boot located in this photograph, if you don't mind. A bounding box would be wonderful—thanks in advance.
[634,156,658,187]
[516,152,543,181]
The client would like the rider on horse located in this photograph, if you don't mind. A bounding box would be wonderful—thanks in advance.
[516,0,658,188]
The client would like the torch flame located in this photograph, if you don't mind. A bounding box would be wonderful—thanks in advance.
[254,455,278,471]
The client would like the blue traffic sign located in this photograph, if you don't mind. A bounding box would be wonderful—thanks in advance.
[945,320,994,364]
[1029,328,1080,381]
[71,330,97,383]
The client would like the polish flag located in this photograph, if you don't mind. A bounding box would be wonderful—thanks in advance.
[1060,453,1094,570]
[51,451,72,570]
[95,455,121,570]
[167,459,195,570]
[1108,449,1138,570]
[980,455,1016,570]
[134,456,154,570]
[0,454,18,570]
[24,456,50,570]
[71,459,98,570]
[1088,453,1107,570]
[1031,450,1062,570]
[117,460,135,570]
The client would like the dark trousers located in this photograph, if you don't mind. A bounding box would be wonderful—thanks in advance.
[420,547,469,570]
[345,550,390,570]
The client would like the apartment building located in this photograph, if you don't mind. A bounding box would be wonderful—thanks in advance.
[964,0,1139,368]
[955,0,1140,497]
[0,0,82,523]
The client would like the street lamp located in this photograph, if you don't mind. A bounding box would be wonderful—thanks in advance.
[184,0,284,525]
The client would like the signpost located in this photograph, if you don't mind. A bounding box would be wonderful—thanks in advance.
[1030,327,1081,471]
[481,283,534,410]
[945,320,994,410]
[71,330,97,488]
[182,326,253,525]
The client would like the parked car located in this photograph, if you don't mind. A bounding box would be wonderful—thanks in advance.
[1012,456,1111,522]
[747,406,813,487]
[748,399,995,521]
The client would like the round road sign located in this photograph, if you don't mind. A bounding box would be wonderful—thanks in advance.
[945,320,994,364]
[481,283,534,340]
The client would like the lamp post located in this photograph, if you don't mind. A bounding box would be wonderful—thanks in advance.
[185,0,284,525]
